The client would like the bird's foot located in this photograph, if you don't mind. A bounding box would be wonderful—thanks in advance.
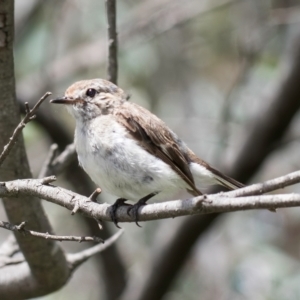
[110,198,131,228]
[127,192,158,227]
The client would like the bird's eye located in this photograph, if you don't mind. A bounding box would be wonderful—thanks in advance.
[86,88,97,98]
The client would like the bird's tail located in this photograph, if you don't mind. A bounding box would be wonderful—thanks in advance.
[187,150,244,191]
[209,167,244,190]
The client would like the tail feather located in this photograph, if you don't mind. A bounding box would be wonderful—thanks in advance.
[210,167,244,190]
[186,150,244,191]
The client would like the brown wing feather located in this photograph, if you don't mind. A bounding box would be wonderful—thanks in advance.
[115,102,201,196]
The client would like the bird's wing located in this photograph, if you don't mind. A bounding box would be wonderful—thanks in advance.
[115,102,201,196]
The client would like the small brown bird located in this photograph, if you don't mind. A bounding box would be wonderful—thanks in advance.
[51,79,243,227]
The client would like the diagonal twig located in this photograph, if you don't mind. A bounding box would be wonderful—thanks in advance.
[38,143,77,178]
[38,143,59,178]
[32,137,76,181]
[0,92,51,168]
[50,143,76,174]
[67,229,124,271]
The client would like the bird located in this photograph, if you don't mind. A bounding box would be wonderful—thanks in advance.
[50,78,244,227]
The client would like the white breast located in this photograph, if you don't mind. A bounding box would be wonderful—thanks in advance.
[74,116,186,201]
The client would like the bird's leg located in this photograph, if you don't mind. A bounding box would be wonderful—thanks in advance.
[110,198,131,228]
[127,192,159,227]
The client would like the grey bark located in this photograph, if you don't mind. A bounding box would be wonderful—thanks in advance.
[0,1,69,298]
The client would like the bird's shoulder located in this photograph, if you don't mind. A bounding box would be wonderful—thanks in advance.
[115,102,171,139]
[114,101,184,151]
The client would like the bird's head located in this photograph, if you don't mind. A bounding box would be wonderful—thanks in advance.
[50,79,127,121]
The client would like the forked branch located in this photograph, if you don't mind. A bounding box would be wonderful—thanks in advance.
[0,92,51,168]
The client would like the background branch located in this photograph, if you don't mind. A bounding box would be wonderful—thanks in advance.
[38,143,76,178]
[0,229,123,300]
[0,92,51,168]
[0,221,104,243]
[0,2,69,298]
[67,229,124,271]
[105,0,118,84]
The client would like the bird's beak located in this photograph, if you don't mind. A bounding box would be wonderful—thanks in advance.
[50,97,77,105]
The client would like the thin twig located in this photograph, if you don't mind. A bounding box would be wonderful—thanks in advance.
[50,143,76,174]
[0,230,123,269]
[39,143,76,178]
[105,0,118,84]
[0,221,104,243]
[89,188,102,202]
[0,92,51,168]
[38,143,59,178]
[68,229,124,271]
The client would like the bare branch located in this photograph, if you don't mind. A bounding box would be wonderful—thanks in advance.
[0,171,300,224]
[0,230,123,299]
[105,0,118,84]
[223,170,300,197]
[39,143,76,178]
[89,188,102,202]
[0,2,71,297]
[0,92,51,168]
[51,143,76,173]
[38,143,59,178]
[0,220,104,243]
[68,229,124,271]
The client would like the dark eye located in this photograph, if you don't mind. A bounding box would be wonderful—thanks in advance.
[86,88,97,98]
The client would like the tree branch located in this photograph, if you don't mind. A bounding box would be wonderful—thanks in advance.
[0,221,104,243]
[0,229,123,269]
[39,143,76,178]
[0,1,70,298]
[0,92,51,168]
[67,229,124,271]
[105,0,118,84]
[0,171,300,224]
[0,230,123,299]
[38,143,59,178]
